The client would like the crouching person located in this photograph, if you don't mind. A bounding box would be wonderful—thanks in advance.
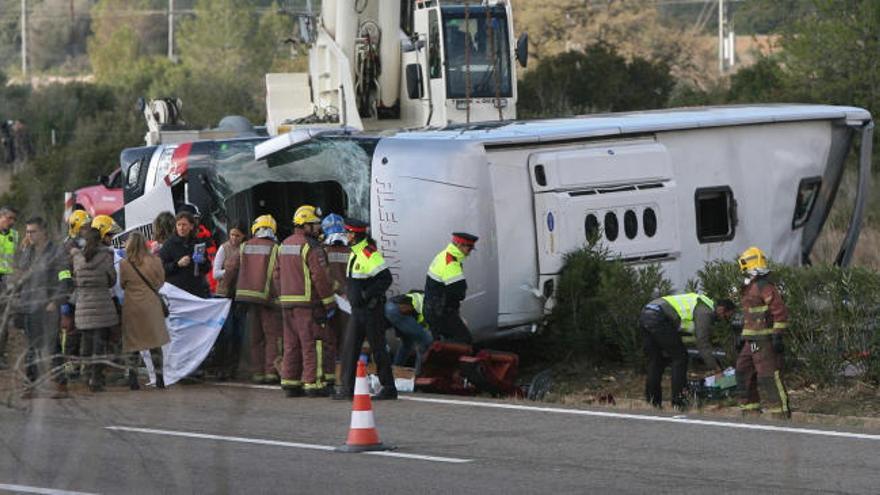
[385,291,433,374]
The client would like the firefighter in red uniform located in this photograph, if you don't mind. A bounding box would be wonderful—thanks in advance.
[230,215,282,384]
[321,213,349,394]
[736,246,791,418]
[274,206,337,397]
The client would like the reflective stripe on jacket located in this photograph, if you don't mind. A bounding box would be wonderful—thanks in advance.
[345,238,391,308]
[741,277,789,339]
[234,238,278,304]
[0,229,18,275]
[424,243,468,313]
[275,231,336,308]
[661,293,714,344]
[324,244,349,294]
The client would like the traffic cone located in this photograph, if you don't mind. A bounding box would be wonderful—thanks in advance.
[336,359,393,452]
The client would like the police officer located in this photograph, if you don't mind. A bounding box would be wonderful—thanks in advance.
[334,218,396,401]
[274,206,337,397]
[0,206,18,370]
[424,233,478,344]
[736,246,791,418]
[230,215,283,384]
[640,293,735,409]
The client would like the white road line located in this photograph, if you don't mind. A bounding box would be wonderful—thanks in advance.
[0,483,97,495]
[400,396,880,442]
[105,426,471,464]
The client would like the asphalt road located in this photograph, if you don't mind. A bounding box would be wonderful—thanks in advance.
[1,383,879,494]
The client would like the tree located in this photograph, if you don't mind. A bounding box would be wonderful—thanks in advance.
[512,0,717,89]
[518,44,674,118]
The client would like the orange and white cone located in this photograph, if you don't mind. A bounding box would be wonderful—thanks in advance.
[337,359,393,452]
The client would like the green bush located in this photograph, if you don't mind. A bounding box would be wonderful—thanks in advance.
[692,260,880,386]
[544,245,672,366]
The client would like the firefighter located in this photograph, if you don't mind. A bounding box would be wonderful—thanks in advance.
[0,206,18,370]
[91,214,121,244]
[640,293,735,409]
[274,205,337,397]
[424,233,478,344]
[321,213,349,393]
[736,246,791,418]
[333,218,396,401]
[57,210,92,378]
[231,215,282,384]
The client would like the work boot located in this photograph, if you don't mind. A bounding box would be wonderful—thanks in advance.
[51,383,70,399]
[304,388,321,398]
[284,387,304,398]
[372,387,398,401]
[156,373,165,389]
[250,373,265,384]
[263,373,280,385]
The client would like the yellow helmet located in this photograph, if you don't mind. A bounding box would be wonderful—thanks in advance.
[67,210,92,237]
[293,205,321,226]
[251,214,277,235]
[91,214,120,239]
[738,246,768,274]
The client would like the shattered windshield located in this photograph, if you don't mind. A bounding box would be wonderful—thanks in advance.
[443,7,512,99]
[210,137,376,222]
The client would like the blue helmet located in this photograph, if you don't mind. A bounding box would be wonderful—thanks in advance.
[321,213,345,235]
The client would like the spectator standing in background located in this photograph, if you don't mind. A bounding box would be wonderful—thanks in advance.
[159,211,210,298]
[150,211,176,255]
[213,221,248,380]
[71,228,118,392]
[15,217,68,398]
[119,232,169,390]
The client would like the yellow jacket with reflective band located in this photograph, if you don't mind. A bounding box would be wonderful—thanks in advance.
[424,243,468,312]
[274,231,336,309]
[661,293,714,344]
[346,238,388,279]
[0,228,19,275]
[408,291,426,326]
[234,238,278,304]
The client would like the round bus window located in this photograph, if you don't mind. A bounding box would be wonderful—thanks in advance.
[643,208,657,237]
[584,214,599,242]
[604,212,619,241]
[624,210,637,239]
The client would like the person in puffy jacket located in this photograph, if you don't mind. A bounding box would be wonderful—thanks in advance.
[71,227,118,392]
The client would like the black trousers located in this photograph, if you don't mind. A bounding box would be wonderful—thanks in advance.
[640,306,688,407]
[80,327,110,385]
[425,307,472,345]
[23,309,64,385]
[339,305,395,395]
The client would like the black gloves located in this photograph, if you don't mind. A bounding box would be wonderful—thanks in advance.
[772,333,784,354]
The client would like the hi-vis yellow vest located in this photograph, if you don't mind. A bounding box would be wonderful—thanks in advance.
[661,293,714,344]
[0,229,18,275]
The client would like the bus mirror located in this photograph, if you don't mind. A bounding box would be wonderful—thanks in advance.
[405,64,424,99]
[516,33,529,68]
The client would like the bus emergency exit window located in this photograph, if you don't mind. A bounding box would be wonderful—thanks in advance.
[695,186,736,243]
[792,177,821,229]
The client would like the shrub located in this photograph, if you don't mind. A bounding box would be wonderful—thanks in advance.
[692,260,880,385]
[544,245,672,366]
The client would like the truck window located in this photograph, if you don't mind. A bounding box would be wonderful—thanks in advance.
[429,10,442,79]
[695,186,736,243]
[443,6,512,98]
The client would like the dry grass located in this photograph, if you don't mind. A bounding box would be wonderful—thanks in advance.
[811,226,880,270]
